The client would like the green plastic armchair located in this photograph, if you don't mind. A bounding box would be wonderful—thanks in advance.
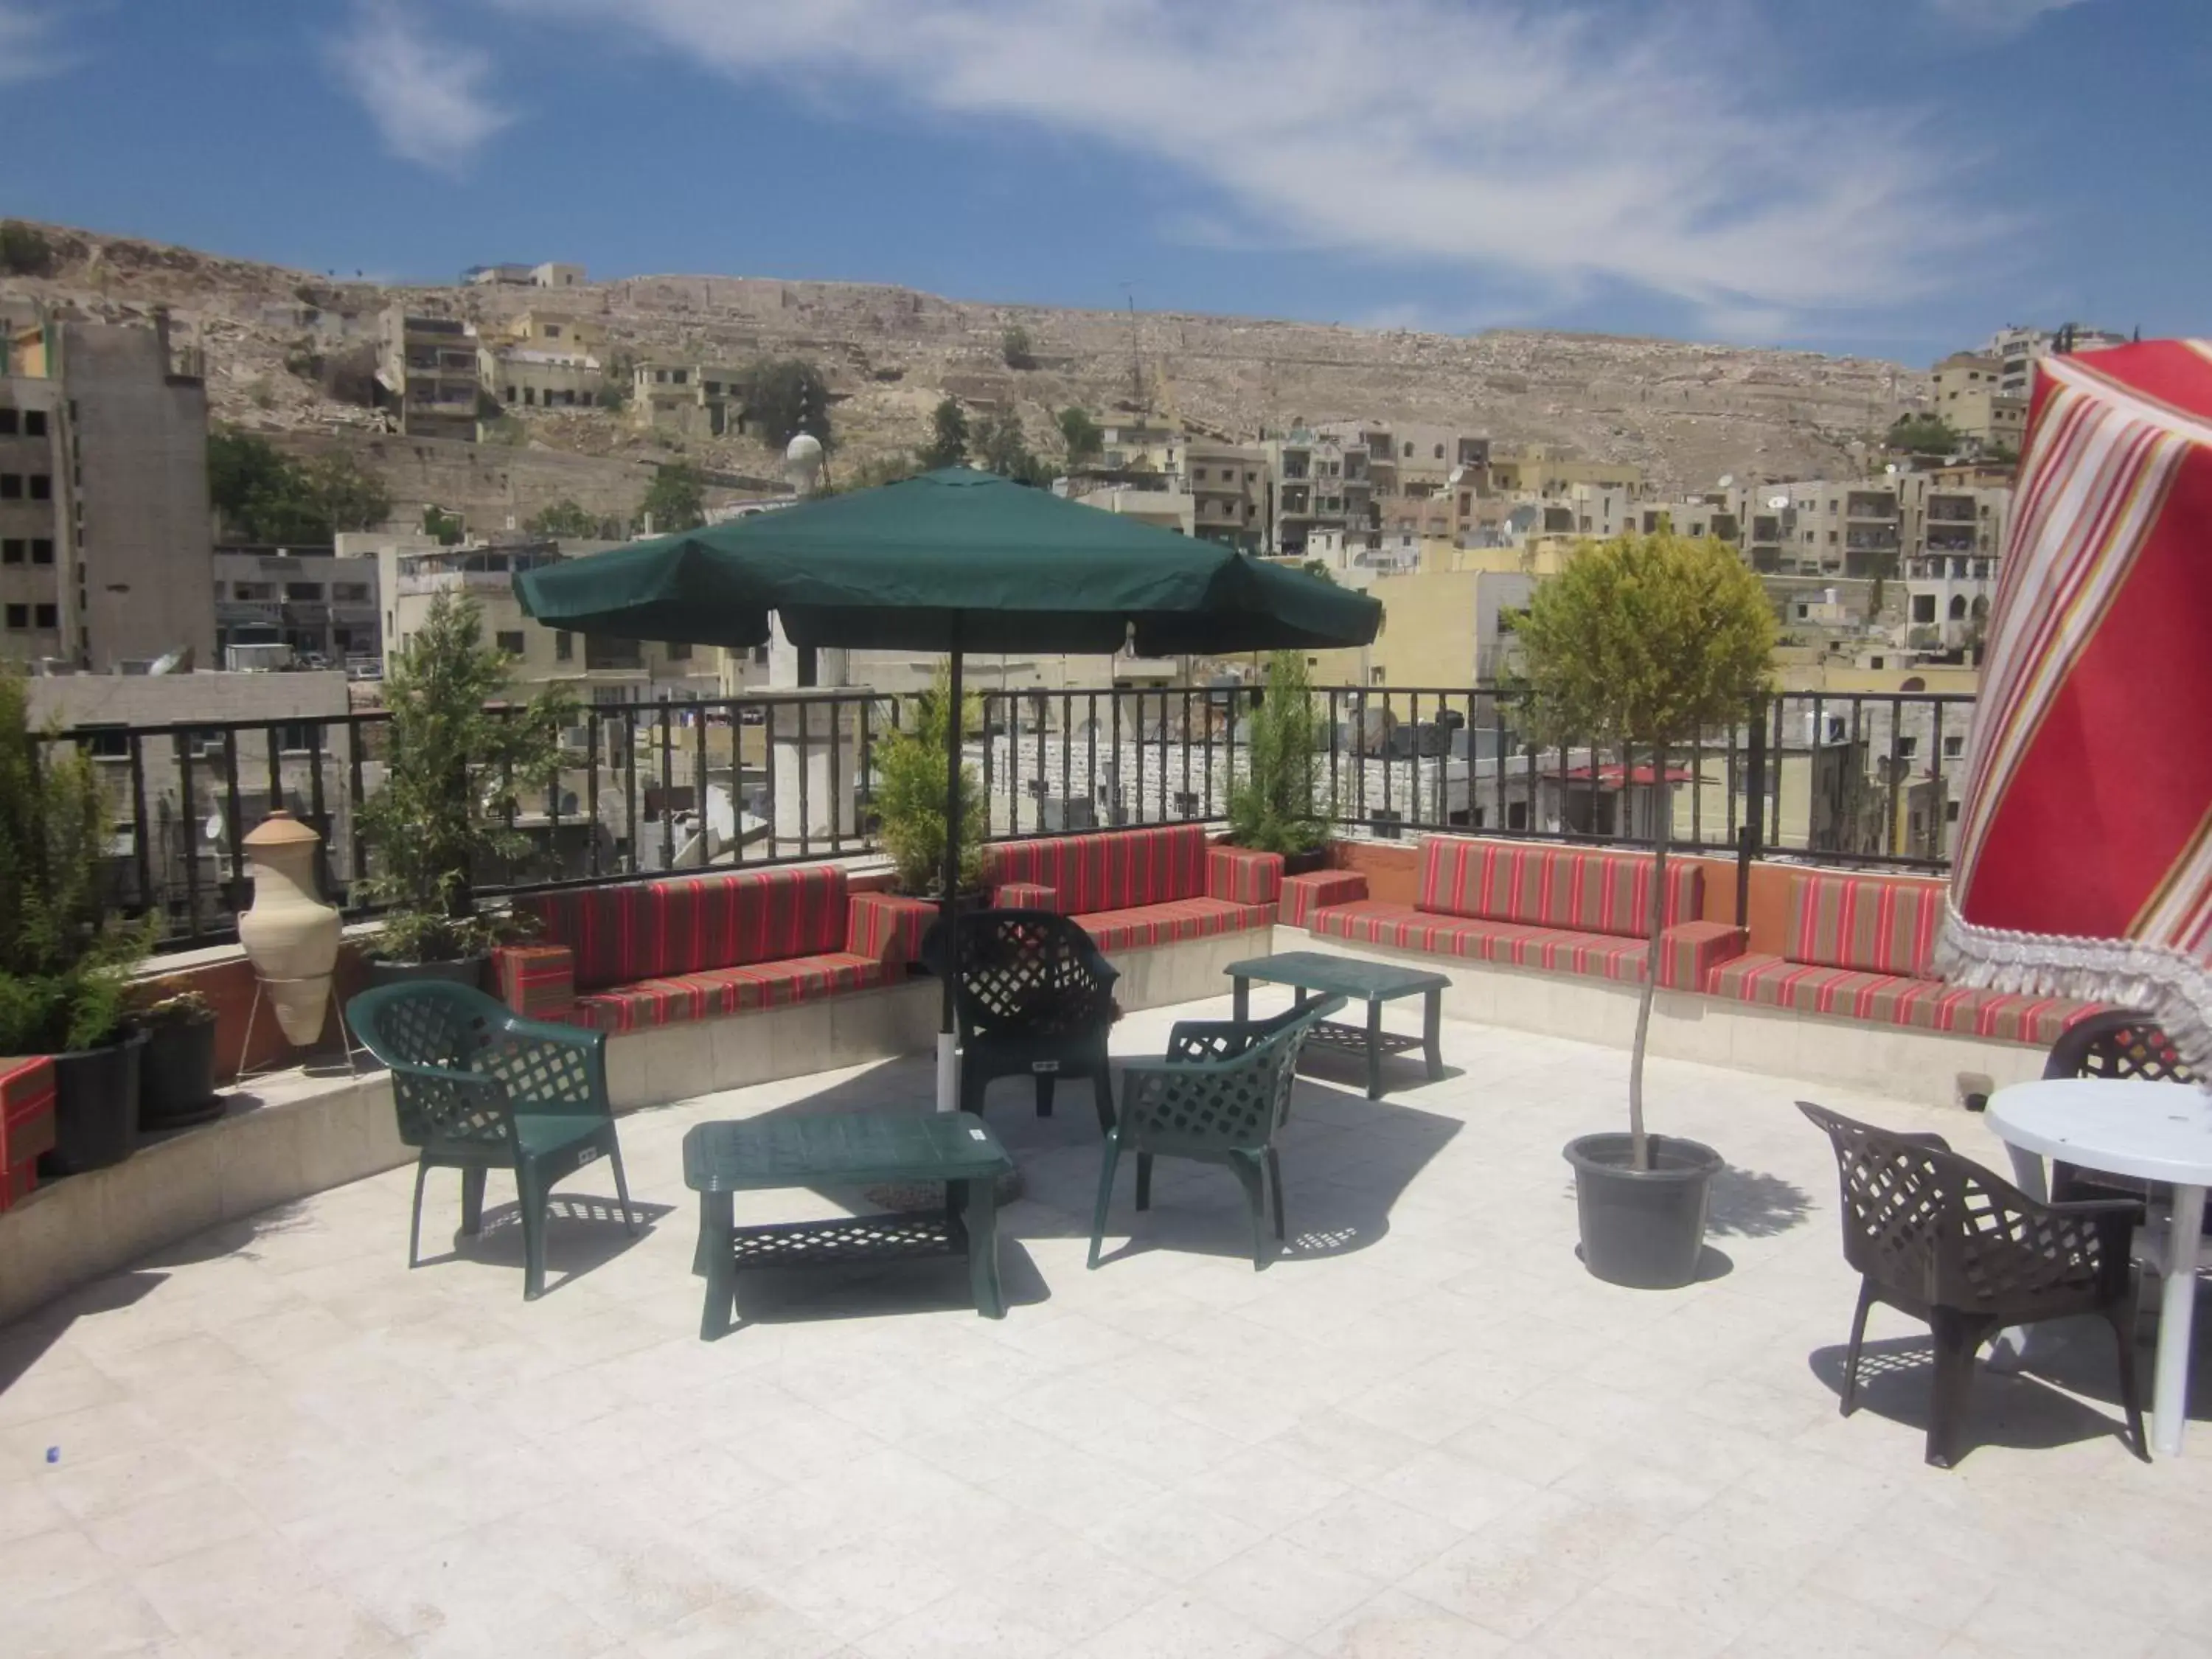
[1089,995,1344,1271]
[348,980,635,1300]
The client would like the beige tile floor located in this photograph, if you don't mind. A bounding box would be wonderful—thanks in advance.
[3,995,2208,1658]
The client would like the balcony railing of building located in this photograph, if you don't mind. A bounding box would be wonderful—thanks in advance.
[41,684,1981,954]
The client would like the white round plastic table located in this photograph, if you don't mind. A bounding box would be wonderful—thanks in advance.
[1984,1077,2212,1458]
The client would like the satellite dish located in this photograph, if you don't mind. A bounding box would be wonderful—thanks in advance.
[1767,494,1789,510]
[1884,462,1899,476]
[1447,465,1464,484]
[204,810,224,845]
[148,647,185,676]
[1717,473,1734,488]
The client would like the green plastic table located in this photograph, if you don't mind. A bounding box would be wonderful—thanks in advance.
[1227,950,1448,1099]
[682,1111,1015,1339]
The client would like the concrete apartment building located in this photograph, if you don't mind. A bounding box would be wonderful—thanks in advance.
[1930,353,2026,453]
[212,546,380,666]
[378,309,481,442]
[465,262,587,288]
[1,312,217,672]
[1179,439,1268,551]
[373,535,716,706]
[1267,431,1374,557]
[1486,447,1644,498]
[1986,322,2131,398]
[630,362,745,439]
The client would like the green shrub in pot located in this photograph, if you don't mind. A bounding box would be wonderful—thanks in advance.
[1227,649,1331,861]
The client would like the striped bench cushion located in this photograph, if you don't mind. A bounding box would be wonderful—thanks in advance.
[573,953,884,1034]
[1417,837,1703,935]
[1787,872,1945,978]
[1074,898,1273,956]
[519,865,850,991]
[1706,954,2103,1047]
[1281,869,1366,928]
[1315,902,1741,988]
[982,824,1210,914]
[992,883,1062,914]
[847,891,937,968]
[1,1055,55,1211]
[1208,846,1284,907]
[494,944,580,1023]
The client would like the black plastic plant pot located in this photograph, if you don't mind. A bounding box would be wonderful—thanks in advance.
[1280,848,1330,877]
[365,956,487,993]
[1562,1131,1723,1290]
[41,1028,150,1177]
[139,1017,223,1131]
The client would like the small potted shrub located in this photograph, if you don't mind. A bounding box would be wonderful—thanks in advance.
[1515,531,1774,1288]
[1228,649,1332,872]
[355,591,571,989]
[131,988,223,1130]
[0,670,152,1175]
[873,661,987,903]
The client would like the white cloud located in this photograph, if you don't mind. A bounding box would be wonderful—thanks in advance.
[0,2,70,83]
[1927,0,2090,35]
[331,0,511,173]
[491,0,2003,333]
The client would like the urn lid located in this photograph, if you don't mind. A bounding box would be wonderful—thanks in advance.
[243,808,321,849]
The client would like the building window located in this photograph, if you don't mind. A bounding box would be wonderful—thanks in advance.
[3,604,26,630]
[32,538,52,565]
[28,474,49,501]
[665,640,691,661]
[33,602,56,629]
[0,475,18,499]
[1944,734,1964,759]
[544,324,561,339]
[275,722,322,754]
[0,410,13,435]
[554,630,573,661]
[333,583,370,602]
[1912,594,1936,622]
[78,724,128,759]
[1896,735,1918,759]
[495,630,526,655]
[284,582,324,601]
[0,539,18,565]
[1433,444,1444,459]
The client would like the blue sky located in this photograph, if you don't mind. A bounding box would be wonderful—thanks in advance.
[1,0,2202,365]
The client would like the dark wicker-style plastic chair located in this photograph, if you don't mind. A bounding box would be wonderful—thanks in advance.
[2043,1012,2201,1207]
[1091,995,1345,1271]
[930,908,1120,1133]
[348,980,634,1301]
[1798,1100,2146,1467]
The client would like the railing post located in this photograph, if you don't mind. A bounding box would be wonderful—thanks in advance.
[1736,694,1767,929]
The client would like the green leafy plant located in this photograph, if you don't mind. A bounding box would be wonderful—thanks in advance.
[641,462,706,532]
[422,504,465,546]
[1228,651,1331,856]
[206,428,392,543]
[0,221,56,277]
[525,498,608,540]
[1886,414,1961,456]
[872,664,986,897]
[1057,407,1102,467]
[735,358,833,451]
[1001,325,1036,370]
[1515,532,1775,1167]
[354,593,573,962]
[918,398,969,470]
[0,670,149,1054]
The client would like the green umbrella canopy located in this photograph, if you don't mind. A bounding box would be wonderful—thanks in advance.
[512,466,1380,655]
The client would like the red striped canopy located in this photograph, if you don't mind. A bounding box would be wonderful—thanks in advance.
[1938,340,2212,1070]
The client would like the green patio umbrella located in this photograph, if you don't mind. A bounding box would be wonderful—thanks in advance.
[514,466,1381,1105]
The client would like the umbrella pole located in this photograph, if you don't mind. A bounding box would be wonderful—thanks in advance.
[936,625,964,1113]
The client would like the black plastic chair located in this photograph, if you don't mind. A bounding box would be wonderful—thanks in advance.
[2043,1012,2200,1206]
[349,981,635,1300]
[1798,1101,2146,1467]
[929,908,1119,1133]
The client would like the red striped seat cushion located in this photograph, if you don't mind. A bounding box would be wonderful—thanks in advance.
[1316,902,1743,987]
[982,824,1210,914]
[1416,838,1702,935]
[572,953,883,1033]
[520,866,850,990]
[1074,898,1273,956]
[1706,954,2101,1047]
[1281,869,1367,928]
[1787,873,1944,978]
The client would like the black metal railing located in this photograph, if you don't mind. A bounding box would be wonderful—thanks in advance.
[40,683,1977,953]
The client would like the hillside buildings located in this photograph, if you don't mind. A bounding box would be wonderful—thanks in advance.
[212,545,381,667]
[1,310,216,672]
[465,262,586,288]
[1985,321,2130,399]
[1930,353,2026,453]
[378,309,481,442]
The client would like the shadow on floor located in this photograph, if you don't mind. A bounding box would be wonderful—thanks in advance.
[723,1054,1464,1276]
[1706,1165,1815,1239]
[717,1236,1051,1332]
[414,1190,676,1297]
[1806,1332,2146,1461]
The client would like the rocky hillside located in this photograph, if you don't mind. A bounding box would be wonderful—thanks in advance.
[2,220,1930,514]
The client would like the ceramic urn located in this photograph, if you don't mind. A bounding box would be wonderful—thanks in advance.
[237,810,341,1045]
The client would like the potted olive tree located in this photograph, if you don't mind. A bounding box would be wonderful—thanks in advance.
[355,591,571,988]
[1516,532,1774,1288]
[1228,650,1332,872]
[0,670,151,1174]
[872,661,988,902]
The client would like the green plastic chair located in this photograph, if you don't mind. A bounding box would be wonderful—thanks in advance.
[1089,995,1344,1271]
[347,980,635,1300]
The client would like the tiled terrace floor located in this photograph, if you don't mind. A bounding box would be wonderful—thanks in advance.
[3,995,2209,1658]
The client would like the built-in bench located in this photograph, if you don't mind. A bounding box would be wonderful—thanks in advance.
[983,824,1281,952]
[1292,837,1746,990]
[1706,871,2104,1048]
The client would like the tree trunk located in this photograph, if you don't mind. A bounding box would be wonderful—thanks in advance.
[1630,741,1669,1172]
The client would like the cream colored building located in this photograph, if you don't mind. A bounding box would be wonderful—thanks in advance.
[1178,439,1268,551]
[484,344,603,410]
[630,362,745,439]
[378,309,481,442]
[1931,353,2026,452]
[1486,447,1644,498]
[502,311,608,354]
